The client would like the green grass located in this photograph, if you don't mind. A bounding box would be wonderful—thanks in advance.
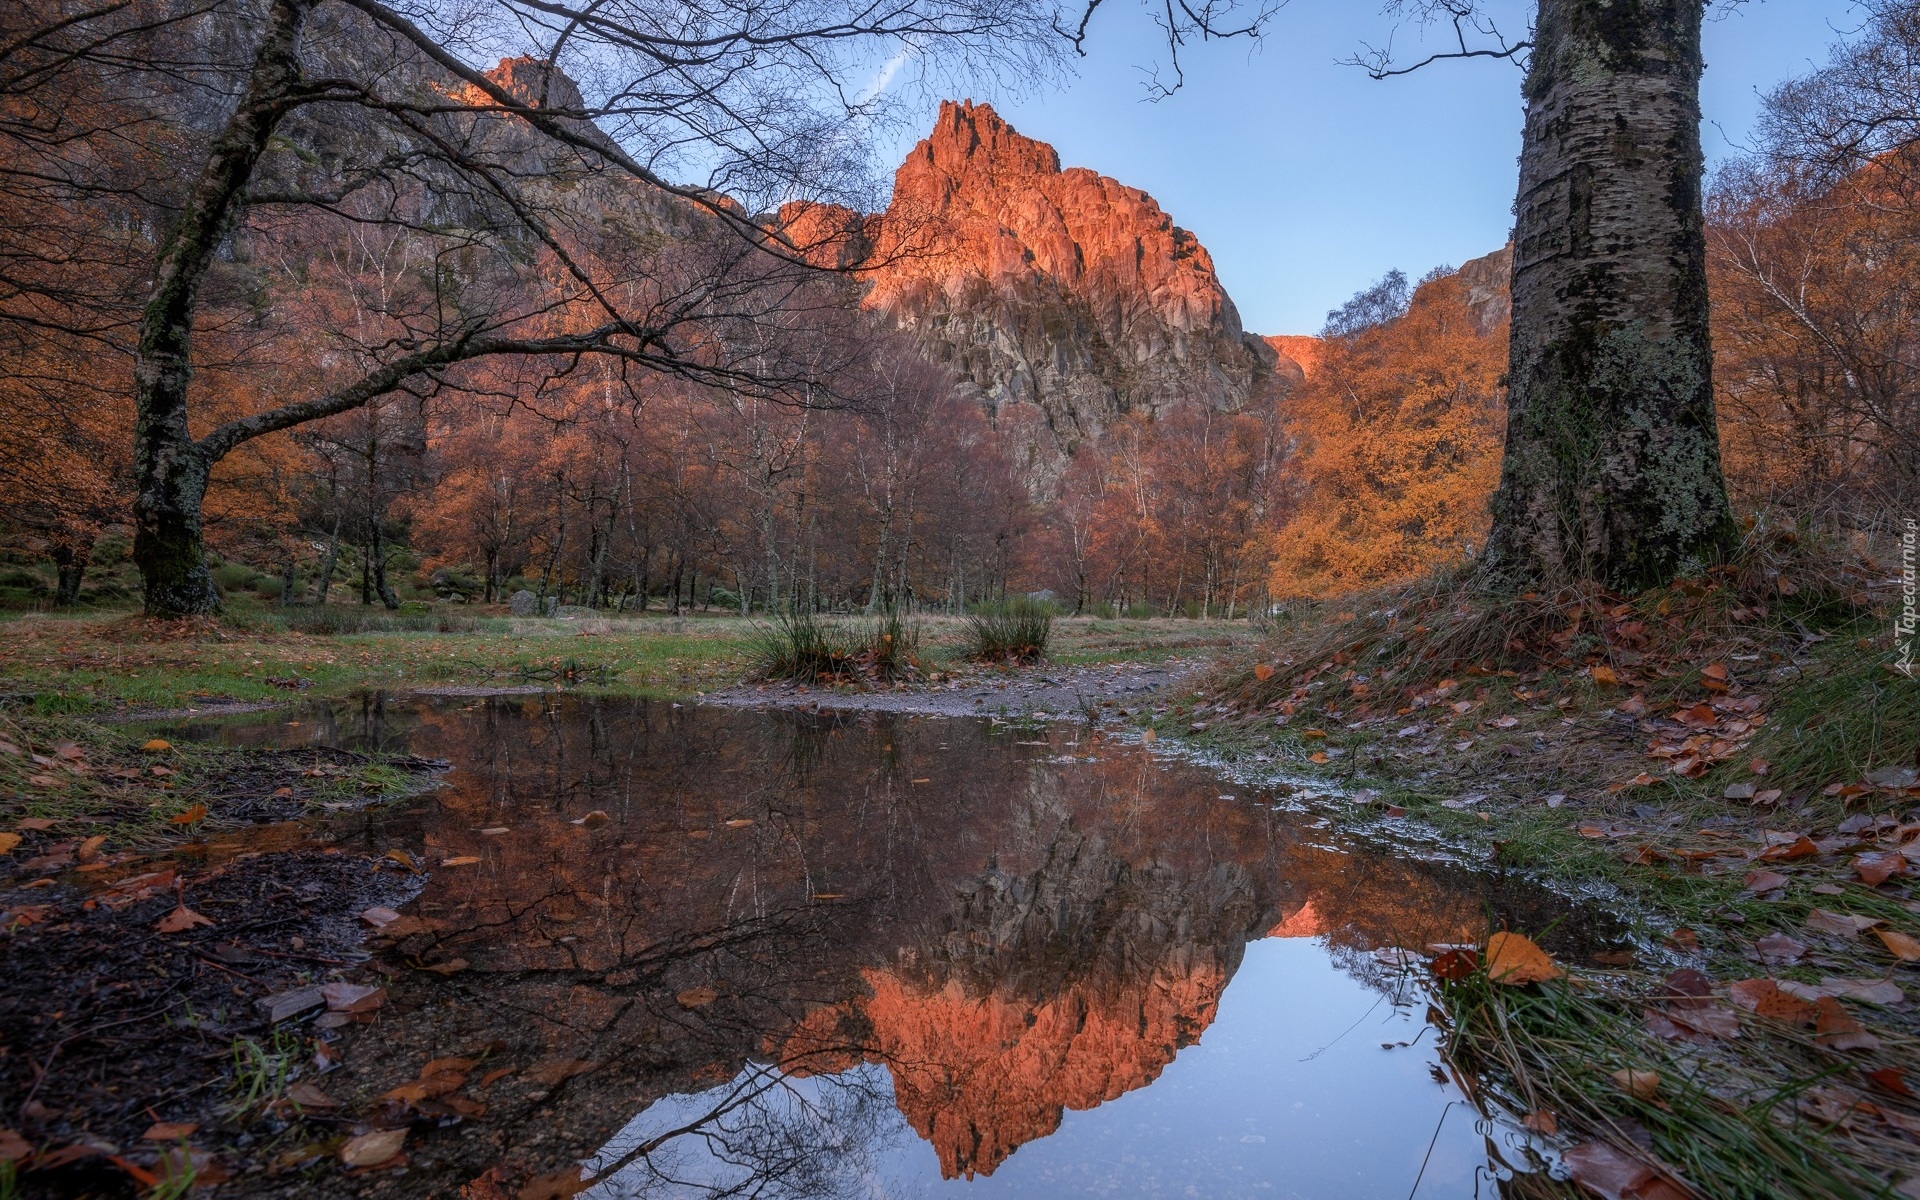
[965,598,1052,662]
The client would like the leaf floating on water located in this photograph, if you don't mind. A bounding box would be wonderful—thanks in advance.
[359,906,401,929]
[338,1128,406,1169]
[383,849,418,872]
[420,959,469,976]
[676,986,720,1009]
[154,904,212,933]
[439,856,481,867]
[1611,1068,1661,1101]
[1520,1109,1557,1136]
[1874,928,1920,962]
[723,819,755,828]
[571,810,610,828]
[1485,932,1562,986]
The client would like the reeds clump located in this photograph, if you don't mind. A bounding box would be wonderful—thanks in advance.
[751,610,860,685]
[967,597,1051,663]
[860,607,921,682]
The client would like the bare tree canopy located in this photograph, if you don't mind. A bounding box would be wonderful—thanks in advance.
[0,0,1070,615]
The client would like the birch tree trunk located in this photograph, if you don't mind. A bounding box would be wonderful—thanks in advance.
[1484,0,1737,590]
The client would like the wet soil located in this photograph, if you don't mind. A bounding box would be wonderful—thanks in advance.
[705,659,1194,719]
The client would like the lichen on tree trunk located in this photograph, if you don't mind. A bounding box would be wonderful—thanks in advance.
[1484,0,1737,591]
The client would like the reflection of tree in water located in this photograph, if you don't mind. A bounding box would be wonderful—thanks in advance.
[226,696,1617,1197]
[585,1064,901,1200]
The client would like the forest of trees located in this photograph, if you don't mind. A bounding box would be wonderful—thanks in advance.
[0,1,1914,618]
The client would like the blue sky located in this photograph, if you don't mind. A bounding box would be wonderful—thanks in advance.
[874,0,1868,335]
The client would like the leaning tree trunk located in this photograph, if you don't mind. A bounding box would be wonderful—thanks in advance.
[131,0,310,617]
[1483,0,1737,591]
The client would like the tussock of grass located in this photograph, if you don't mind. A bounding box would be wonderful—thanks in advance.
[750,611,862,685]
[967,598,1052,662]
[1436,962,1920,1199]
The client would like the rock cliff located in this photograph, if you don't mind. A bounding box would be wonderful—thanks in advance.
[816,101,1284,473]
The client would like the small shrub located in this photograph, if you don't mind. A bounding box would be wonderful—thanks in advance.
[967,598,1051,662]
[752,610,860,684]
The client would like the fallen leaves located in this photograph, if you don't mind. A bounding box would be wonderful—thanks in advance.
[141,739,172,752]
[320,982,386,1013]
[1486,932,1562,986]
[1854,851,1908,885]
[359,906,401,928]
[154,904,212,933]
[141,1122,198,1141]
[168,803,207,825]
[1729,979,1817,1025]
[675,985,720,1009]
[439,856,481,867]
[1612,1068,1662,1102]
[1563,1142,1689,1200]
[1755,932,1808,964]
[1874,928,1920,962]
[0,833,18,855]
[339,1129,406,1169]
[1807,910,1885,938]
[528,1057,598,1087]
[1814,997,1882,1052]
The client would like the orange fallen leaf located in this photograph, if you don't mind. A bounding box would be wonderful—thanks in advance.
[142,739,173,752]
[1521,1109,1558,1136]
[1591,665,1622,687]
[1729,978,1817,1025]
[1486,932,1562,986]
[0,834,19,855]
[1253,663,1276,682]
[1814,997,1882,1052]
[439,856,481,867]
[154,904,212,933]
[1612,1068,1661,1101]
[338,1129,406,1169]
[1875,929,1920,962]
[1302,729,1328,739]
[169,804,207,825]
[676,986,720,1008]
[141,1122,198,1141]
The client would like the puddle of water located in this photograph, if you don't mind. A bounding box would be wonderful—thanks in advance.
[168,694,1611,1198]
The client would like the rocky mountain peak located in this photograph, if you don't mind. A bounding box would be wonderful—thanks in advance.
[854,101,1283,480]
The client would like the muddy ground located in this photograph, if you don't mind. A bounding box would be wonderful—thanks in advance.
[704,658,1196,719]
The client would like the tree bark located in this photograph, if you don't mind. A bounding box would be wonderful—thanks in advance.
[51,539,91,607]
[132,0,313,617]
[1484,0,1737,590]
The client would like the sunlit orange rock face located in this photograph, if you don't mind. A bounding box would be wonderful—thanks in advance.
[859,958,1231,1178]
[791,100,1282,473]
[1263,334,1323,386]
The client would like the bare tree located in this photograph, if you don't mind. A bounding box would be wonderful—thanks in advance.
[1,0,1064,616]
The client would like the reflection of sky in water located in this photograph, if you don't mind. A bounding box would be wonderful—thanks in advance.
[587,939,1512,1200]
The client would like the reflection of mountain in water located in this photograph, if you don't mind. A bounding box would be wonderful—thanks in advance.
[223,695,1610,1199]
